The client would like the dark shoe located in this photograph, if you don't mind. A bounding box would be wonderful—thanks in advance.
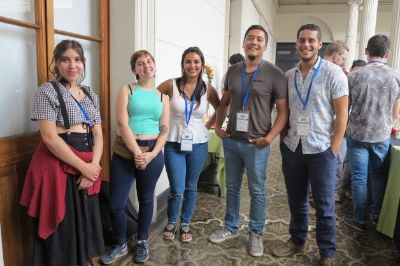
[101,243,128,264]
[371,215,379,226]
[320,256,335,266]
[271,239,305,257]
[335,192,343,204]
[343,216,367,232]
[180,225,192,242]
[135,240,149,263]
[163,223,176,240]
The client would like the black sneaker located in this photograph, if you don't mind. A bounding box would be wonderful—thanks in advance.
[371,215,379,226]
[343,216,367,232]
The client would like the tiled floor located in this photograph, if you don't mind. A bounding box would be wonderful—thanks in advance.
[96,137,400,265]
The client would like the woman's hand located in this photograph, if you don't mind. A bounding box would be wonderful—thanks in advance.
[134,152,155,170]
[77,175,94,190]
[80,162,101,182]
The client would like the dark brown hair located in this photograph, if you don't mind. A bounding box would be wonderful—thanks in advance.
[176,46,206,109]
[50,39,86,85]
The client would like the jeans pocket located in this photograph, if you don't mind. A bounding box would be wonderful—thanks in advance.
[328,147,337,158]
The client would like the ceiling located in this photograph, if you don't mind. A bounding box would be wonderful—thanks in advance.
[278,0,392,5]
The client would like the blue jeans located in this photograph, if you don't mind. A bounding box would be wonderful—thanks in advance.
[223,138,270,235]
[280,142,337,258]
[109,140,164,243]
[164,141,208,225]
[347,136,390,224]
[335,140,347,191]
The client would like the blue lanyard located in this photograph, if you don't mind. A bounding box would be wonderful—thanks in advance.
[294,58,323,111]
[184,94,196,128]
[241,61,262,110]
[70,94,91,124]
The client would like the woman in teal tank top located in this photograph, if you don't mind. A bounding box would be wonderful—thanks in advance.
[101,50,170,264]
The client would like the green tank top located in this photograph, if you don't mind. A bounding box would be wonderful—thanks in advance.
[127,84,163,135]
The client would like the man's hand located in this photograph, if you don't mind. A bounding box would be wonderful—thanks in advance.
[215,127,230,139]
[249,136,272,148]
[330,144,339,157]
[249,137,271,148]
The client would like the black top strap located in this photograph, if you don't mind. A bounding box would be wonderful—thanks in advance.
[51,81,70,130]
[127,84,133,95]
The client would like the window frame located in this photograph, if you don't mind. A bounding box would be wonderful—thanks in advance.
[0,0,110,177]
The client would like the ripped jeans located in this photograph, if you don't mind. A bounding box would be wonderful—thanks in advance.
[164,141,208,225]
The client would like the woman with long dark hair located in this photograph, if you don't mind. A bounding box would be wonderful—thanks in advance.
[158,46,220,242]
[20,39,104,266]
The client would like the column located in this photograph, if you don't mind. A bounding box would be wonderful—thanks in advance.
[358,0,378,60]
[134,0,156,54]
[388,0,400,71]
[345,0,362,71]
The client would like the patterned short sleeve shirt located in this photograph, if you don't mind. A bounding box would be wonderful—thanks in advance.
[347,62,400,142]
[31,81,102,127]
[283,57,349,154]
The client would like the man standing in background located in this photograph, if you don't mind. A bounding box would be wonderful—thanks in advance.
[323,40,349,203]
[344,34,400,232]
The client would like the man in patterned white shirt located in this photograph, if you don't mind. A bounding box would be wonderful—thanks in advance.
[344,34,400,232]
[272,24,348,266]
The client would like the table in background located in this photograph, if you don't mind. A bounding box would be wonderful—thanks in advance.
[377,140,400,241]
[199,129,226,196]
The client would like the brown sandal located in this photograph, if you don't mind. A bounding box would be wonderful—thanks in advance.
[180,225,192,242]
[163,223,176,240]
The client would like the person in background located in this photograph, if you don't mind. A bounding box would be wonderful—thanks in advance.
[350,59,367,72]
[323,40,349,204]
[158,47,220,243]
[272,24,348,266]
[101,50,170,264]
[338,59,368,201]
[323,40,349,72]
[209,24,289,257]
[344,35,400,232]
[20,39,104,266]
[220,53,245,95]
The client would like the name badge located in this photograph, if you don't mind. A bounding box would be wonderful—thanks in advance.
[180,129,193,151]
[297,115,310,136]
[236,111,250,132]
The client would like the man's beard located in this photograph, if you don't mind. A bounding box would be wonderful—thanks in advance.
[248,55,256,61]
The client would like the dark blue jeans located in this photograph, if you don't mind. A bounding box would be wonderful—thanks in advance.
[281,142,337,258]
[109,142,164,244]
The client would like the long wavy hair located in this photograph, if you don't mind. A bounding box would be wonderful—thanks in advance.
[50,39,86,86]
[176,46,206,109]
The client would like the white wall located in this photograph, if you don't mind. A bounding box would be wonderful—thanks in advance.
[155,0,228,92]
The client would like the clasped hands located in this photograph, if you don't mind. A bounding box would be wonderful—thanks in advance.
[134,152,154,170]
[77,162,102,190]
